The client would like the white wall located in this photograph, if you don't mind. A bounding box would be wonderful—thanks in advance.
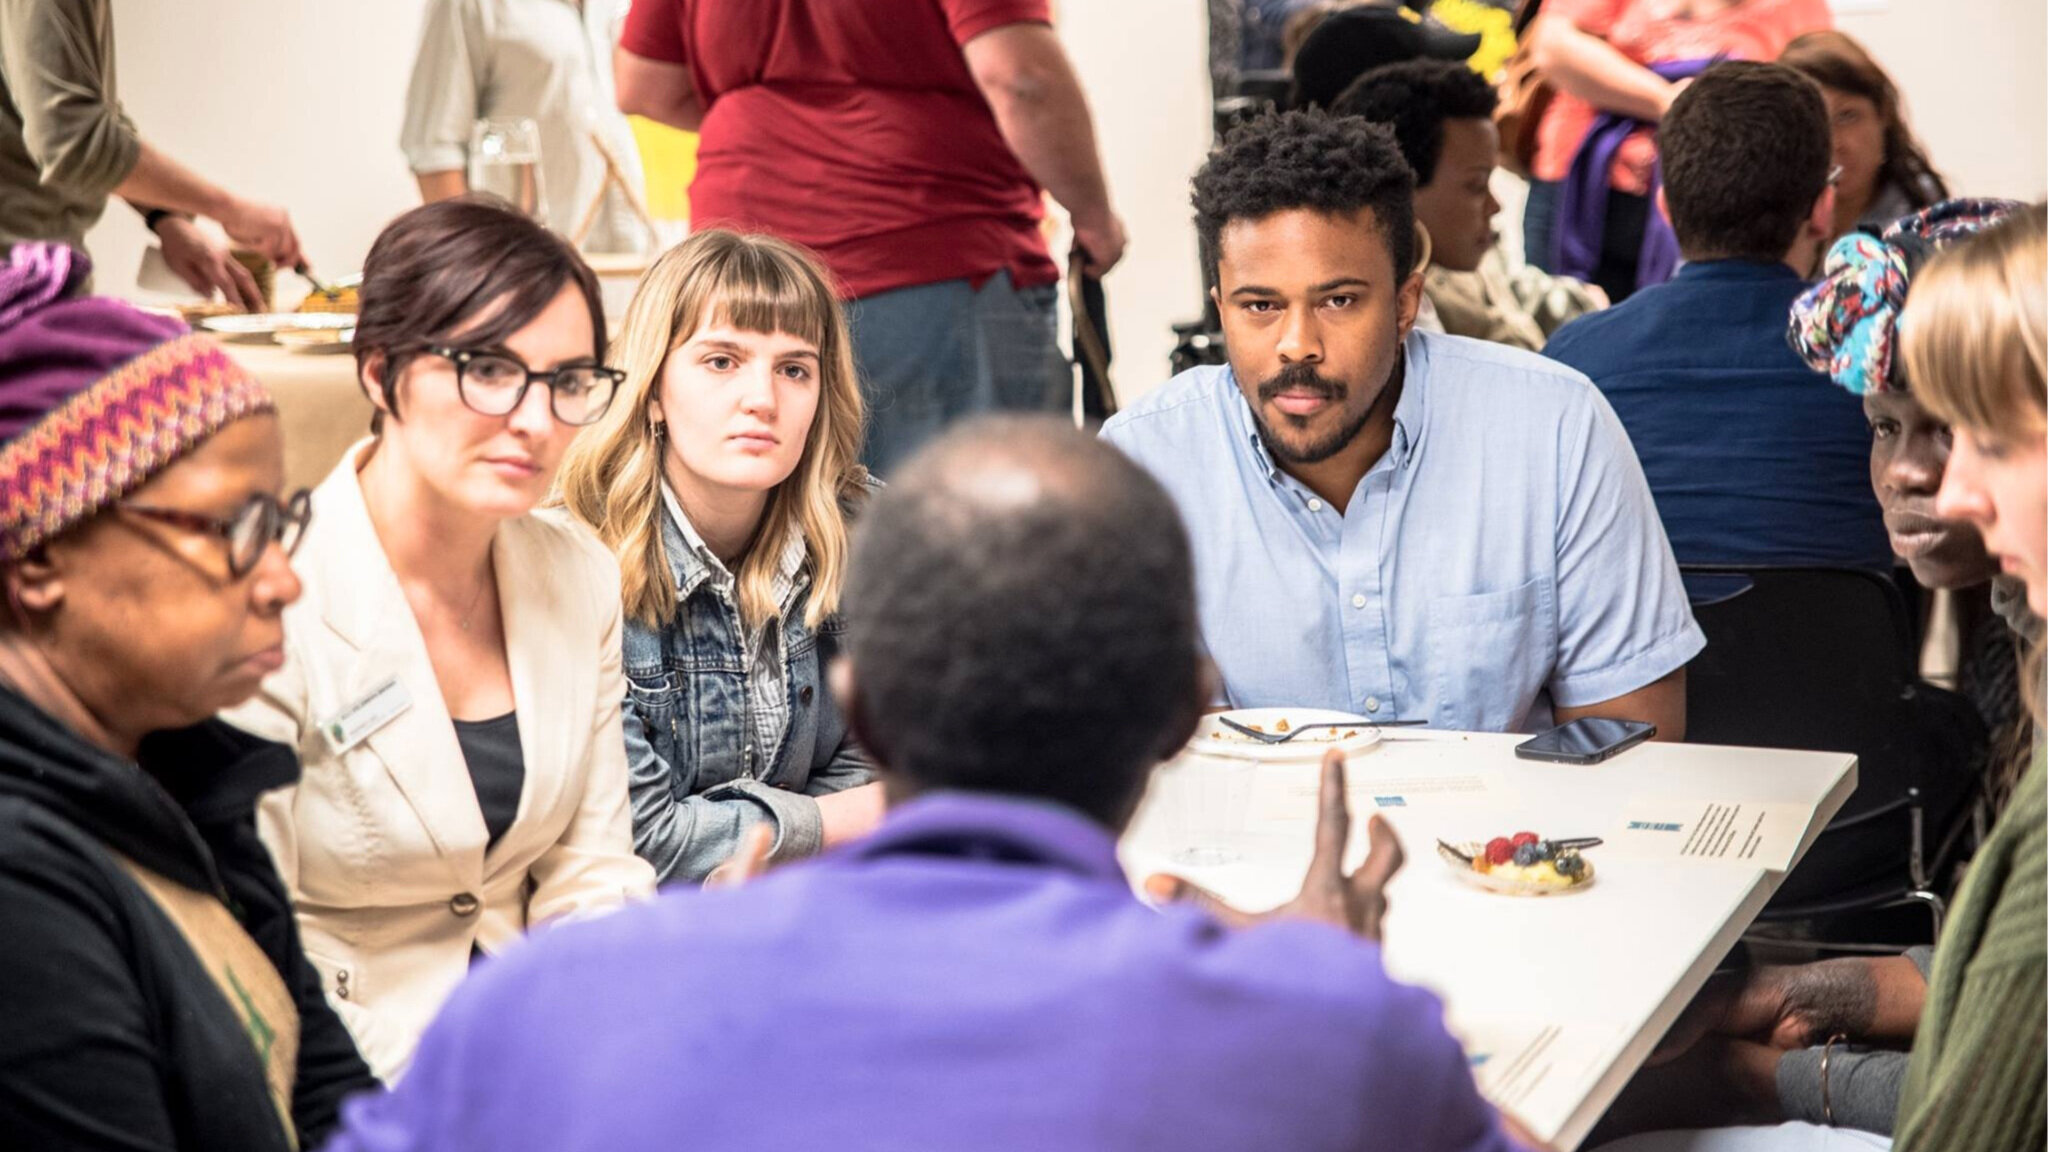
[1058,2,1213,402]
[85,0,430,307]
[1833,0,2047,202]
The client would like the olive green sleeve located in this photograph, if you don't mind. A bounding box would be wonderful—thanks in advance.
[0,0,140,196]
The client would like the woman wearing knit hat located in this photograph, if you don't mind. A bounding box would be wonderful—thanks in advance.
[223,198,656,1081]
[0,242,378,1148]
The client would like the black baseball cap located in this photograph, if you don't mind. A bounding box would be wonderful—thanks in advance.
[1292,5,1484,110]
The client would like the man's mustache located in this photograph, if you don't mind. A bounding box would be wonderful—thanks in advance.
[1257,363,1347,404]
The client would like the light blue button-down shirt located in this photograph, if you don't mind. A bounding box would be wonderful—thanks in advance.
[1101,329,1704,733]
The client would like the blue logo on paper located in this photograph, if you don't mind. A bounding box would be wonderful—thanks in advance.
[1627,821,1683,832]
[1373,796,1407,807]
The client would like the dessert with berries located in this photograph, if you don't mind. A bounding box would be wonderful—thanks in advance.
[1437,831,1598,894]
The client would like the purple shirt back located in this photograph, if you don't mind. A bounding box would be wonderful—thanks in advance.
[325,793,1517,1152]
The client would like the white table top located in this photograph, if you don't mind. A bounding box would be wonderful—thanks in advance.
[1119,729,1857,1150]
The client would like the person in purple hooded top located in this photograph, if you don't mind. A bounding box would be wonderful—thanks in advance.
[323,414,1546,1152]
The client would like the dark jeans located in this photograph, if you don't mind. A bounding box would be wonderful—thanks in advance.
[845,271,1067,477]
[1524,177,1561,275]
[1523,178,1653,303]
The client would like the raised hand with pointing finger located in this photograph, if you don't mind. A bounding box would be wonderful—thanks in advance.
[1145,747,1405,941]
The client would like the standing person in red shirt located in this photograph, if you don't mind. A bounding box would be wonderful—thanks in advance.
[615,0,1125,475]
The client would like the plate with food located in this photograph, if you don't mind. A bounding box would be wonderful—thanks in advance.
[1437,832,1599,896]
[295,278,360,315]
[273,325,355,354]
[174,300,243,326]
[201,312,357,343]
[1189,707,1383,761]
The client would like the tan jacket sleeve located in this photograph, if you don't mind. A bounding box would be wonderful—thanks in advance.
[524,538,657,924]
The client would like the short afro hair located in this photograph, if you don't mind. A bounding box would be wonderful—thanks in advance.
[1192,109,1417,291]
[842,416,1203,828]
[1331,60,1499,187]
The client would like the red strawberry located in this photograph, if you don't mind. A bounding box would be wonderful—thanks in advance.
[1484,837,1515,866]
[1511,831,1539,848]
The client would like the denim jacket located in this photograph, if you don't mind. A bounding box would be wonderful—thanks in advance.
[621,503,872,883]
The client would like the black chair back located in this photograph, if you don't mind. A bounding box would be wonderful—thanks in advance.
[1682,566,1983,908]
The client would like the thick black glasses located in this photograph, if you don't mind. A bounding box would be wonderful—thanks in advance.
[428,345,623,427]
[121,489,312,578]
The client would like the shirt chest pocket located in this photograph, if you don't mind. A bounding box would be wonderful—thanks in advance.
[1424,577,1556,733]
[625,668,682,752]
[627,661,756,793]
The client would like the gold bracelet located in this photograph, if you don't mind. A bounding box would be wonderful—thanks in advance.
[1820,1032,1849,1127]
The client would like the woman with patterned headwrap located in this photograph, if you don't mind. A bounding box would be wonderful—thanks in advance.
[1585,199,2044,1152]
[0,242,378,1150]
[1789,198,2037,814]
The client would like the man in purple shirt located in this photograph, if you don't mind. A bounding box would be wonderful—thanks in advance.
[322,417,1535,1152]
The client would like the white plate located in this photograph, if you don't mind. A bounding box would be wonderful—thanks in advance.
[201,312,358,342]
[274,325,355,354]
[1189,707,1383,761]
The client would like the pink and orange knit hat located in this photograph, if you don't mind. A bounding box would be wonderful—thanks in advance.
[0,243,274,562]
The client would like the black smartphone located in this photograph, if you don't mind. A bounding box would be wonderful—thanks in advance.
[1514,717,1657,765]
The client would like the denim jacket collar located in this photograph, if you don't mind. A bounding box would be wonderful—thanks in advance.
[658,481,810,615]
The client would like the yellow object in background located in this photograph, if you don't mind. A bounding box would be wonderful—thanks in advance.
[1431,0,1517,81]
[630,116,698,225]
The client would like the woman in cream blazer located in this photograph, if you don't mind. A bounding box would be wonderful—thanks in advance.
[226,202,655,1079]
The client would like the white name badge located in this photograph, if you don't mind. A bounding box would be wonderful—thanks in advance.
[321,678,412,755]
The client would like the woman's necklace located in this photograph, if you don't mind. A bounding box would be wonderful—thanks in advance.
[457,571,492,633]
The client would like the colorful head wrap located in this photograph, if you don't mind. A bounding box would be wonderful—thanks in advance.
[1789,198,2025,395]
[0,243,274,562]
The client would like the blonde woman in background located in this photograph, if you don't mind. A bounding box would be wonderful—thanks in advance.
[559,230,880,885]
[226,199,655,1080]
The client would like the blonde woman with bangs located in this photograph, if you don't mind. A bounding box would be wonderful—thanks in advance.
[559,230,880,884]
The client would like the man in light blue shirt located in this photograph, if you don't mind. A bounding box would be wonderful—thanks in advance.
[1103,109,1702,735]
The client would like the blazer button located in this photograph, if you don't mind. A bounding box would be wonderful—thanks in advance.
[799,686,814,705]
[449,892,480,917]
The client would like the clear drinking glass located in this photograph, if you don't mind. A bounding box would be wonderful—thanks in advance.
[1160,755,1256,866]
[468,118,547,226]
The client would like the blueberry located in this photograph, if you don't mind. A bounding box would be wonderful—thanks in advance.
[1553,852,1583,877]
[1534,840,1556,860]
[1512,842,1542,867]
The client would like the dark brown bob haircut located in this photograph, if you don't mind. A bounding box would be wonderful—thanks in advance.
[352,196,606,432]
